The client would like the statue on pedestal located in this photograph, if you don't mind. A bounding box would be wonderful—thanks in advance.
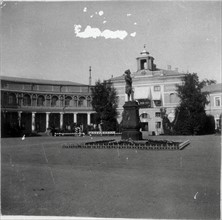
[124,69,133,101]
[121,69,142,140]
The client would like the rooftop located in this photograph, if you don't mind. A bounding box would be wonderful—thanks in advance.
[0,76,89,86]
[202,83,222,93]
[110,69,185,82]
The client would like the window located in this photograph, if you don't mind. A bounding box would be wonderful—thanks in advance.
[140,113,150,120]
[169,93,174,103]
[156,122,161,129]
[215,97,221,107]
[65,96,72,107]
[8,93,16,105]
[78,96,86,107]
[2,93,7,105]
[137,99,151,108]
[23,94,31,106]
[155,112,161,117]
[153,100,162,107]
[51,96,58,107]
[169,93,179,104]
[37,95,45,106]
[154,86,160,91]
[8,95,14,104]
[141,113,148,119]
[2,82,8,88]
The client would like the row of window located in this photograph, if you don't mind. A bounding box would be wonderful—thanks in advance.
[3,93,92,108]
[140,112,161,119]
[137,99,162,108]
[140,121,161,131]
[2,82,91,93]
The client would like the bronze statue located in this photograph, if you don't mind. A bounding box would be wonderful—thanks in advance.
[124,69,132,101]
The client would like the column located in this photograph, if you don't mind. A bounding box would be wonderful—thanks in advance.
[46,112,50,131]
[18,111,22,127]
[18,94,23,107]
[60,95,64,107]
[73,113,77,124]
[60,112,64,129]
[32,112,36,132]
[87,113,91,125]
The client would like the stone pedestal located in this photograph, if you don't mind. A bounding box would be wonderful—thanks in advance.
[121,101,142,140]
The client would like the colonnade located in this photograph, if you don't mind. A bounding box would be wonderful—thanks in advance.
[17,111,93,132]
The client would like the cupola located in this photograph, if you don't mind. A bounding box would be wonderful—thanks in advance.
[136,45,155,71]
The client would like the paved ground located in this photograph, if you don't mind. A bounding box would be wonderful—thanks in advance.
[1,134,221,219]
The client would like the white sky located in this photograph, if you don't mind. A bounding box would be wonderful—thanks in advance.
[2,1,221,85]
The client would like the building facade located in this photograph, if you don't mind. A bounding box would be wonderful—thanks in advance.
[1,76,95,136]
[202,83,222,130]
[110,48,186,135]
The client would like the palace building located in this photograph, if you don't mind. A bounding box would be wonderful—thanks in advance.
[1,50,220,137]
[109,47,186,135]
[1,76,95,136]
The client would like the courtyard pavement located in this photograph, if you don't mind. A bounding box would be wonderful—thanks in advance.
[1,134,221,219]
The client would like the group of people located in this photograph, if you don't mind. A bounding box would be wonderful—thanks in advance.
[50,123,103,136]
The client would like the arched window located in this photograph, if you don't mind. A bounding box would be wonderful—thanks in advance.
[169,93,174,103]
[169,93,179,104]
[8,93,16,105]
[65,96,72,107]
[78,96,86,107]
[2,92,8,106]
[51,96,58,107]
[23,94,31,106]
[37,95,45,106]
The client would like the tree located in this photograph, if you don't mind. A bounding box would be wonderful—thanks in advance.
[174,73,209,135]
[91,80,119,131]
[160,108,173,135]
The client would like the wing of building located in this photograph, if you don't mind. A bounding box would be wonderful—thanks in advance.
[202,83,222,130]
[109,47,186,135]
[1,76,96,136]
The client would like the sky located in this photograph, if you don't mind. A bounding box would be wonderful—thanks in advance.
[1,1,221,85]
